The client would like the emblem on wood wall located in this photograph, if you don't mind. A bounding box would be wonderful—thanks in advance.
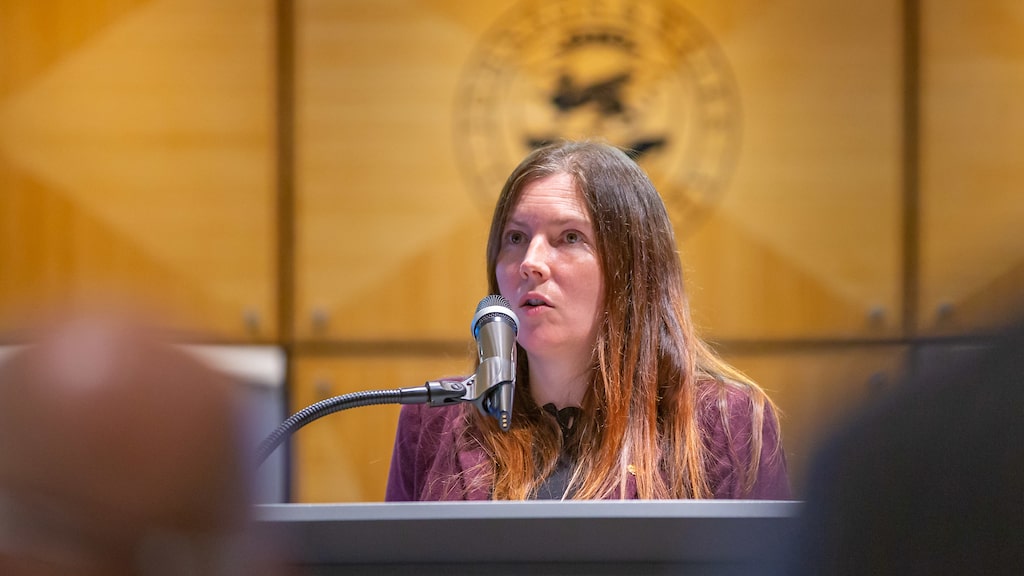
[454,0,741,235]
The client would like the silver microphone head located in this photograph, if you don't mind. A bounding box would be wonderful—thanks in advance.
[471,294,519,339]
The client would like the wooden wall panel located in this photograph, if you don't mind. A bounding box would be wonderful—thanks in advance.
[684,0,903,339]
[290,351,476,502]
[919,0,1024,333]
[294,0,902,342]
[0,0,276,340]
[725,347,908,496]
[293,0,493,341]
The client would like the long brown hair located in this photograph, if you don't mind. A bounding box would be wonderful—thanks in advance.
[469,140,777,499]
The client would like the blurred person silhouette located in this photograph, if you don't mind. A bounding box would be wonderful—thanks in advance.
[387,140,790,501]
[0,312,283,575]
[790,319,1024,575]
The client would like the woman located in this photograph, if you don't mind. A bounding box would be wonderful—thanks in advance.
[386,140,789,500]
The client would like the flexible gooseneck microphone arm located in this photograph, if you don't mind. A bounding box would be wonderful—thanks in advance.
[254,377,470,467]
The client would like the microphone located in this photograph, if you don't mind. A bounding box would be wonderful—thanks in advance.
[467,295,519,431]
[255,297,519,465]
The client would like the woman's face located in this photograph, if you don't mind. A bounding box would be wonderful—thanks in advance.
[495,173,605,364]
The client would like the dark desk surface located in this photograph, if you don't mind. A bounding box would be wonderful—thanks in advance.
[256,500,802,575]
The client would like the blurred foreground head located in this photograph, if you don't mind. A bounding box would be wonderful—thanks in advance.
[793,319,1024,575]
[0,313,254,574]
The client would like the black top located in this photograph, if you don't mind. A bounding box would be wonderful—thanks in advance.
[535,403,581,500]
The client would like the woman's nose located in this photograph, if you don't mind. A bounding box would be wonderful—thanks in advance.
[520,236,550,279]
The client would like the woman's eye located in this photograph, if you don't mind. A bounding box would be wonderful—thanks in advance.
[507,231,525,245]
[565,231,581,244]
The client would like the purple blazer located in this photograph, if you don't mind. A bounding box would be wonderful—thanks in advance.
[385,382,791,501]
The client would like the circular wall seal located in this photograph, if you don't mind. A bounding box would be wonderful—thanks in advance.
[453,0,741,234]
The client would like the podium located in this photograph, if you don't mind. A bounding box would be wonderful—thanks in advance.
[255,500,801,575]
